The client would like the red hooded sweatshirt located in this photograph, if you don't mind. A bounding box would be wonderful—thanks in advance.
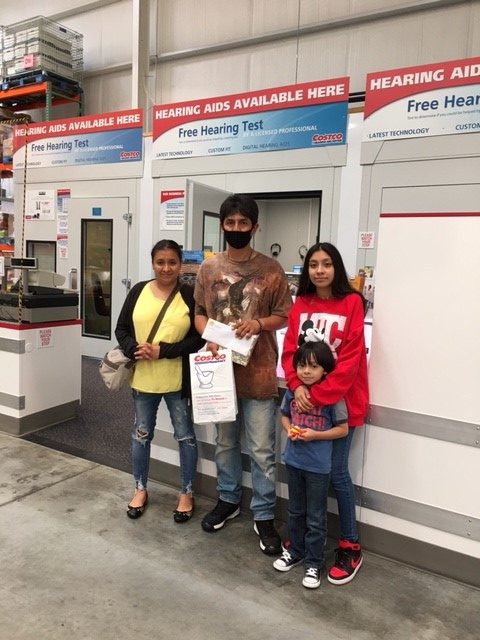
[281,293,369,427]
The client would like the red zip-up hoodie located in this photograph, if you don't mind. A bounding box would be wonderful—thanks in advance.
[281,293,369,427]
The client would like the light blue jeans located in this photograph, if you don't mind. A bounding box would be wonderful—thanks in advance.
[215,398,277,521]
[131,390,197,494]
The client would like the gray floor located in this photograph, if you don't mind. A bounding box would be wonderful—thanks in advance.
[2,433,479,640]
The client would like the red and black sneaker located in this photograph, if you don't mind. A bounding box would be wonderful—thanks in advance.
[327,539,363,585]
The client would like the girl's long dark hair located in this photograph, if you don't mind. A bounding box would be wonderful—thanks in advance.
[297,242,365,310]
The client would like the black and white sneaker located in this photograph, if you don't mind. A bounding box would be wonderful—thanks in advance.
[201,499,240,532]
[273,549,304,572]
[254,520,282,555]
[302,566,321,589]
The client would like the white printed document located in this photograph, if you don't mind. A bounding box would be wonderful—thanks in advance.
[189,349,237,424]
[201,318,258,366]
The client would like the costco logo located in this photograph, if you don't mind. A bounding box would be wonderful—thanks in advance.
[311,133,343,144]
[120,150,141,159]
[194,353,226,363]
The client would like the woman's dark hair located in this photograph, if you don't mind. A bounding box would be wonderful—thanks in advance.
[297,241,365,309]
[151,239,183,262]
[293,341,335,375]
[219,194,259,226]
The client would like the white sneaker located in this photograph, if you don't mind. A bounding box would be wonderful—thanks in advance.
[302,566,321,589]
[273,549,303,572]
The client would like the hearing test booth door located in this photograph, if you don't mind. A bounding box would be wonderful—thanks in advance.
[58,196,130,358]
[358,131,480,586]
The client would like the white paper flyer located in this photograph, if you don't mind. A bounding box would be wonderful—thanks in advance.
[201,318,258,366]
[189,349,237,424]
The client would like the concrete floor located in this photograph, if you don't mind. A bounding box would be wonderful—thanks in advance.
[1,433,479,640]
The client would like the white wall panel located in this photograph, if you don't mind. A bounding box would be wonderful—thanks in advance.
[362,427,479,517]
[357,508,480,559]
[83,71,133,114]
[468,1,480,54]
[352,0,422,12]
[296,32,350,82]
[0,0,88,25]
[370,214,480,424]
[248,42,299,88]
[416,5,471,62]
[158,0,253,51]
[158,54,250,103]
[251,0,302,34]
[298,0,352,23]
[60,0,132,70]
[348,16,423,92]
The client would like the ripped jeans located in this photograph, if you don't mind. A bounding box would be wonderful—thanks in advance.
[131,390,197,494]
[215,398,277,521]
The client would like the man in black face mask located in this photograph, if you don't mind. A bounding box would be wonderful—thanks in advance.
[194,194,292,555]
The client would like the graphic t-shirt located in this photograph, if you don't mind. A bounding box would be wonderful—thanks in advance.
[194,251,292,399]
[280,389,348,474]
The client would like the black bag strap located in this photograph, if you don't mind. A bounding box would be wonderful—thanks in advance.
[145,283,180,344]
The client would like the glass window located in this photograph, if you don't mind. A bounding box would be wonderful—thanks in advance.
[26,240,56,272]
[82,219,112,339]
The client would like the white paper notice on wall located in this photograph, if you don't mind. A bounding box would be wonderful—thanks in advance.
[358,231,375,249]
[189,349,237,424]
[160,190,185,230]
[25,189,55,221]
[38,327,54,349]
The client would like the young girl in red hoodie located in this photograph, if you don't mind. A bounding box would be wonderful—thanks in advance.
[281,242,369,585]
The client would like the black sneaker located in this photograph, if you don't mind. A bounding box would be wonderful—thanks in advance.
[273,549,303,572]
[201,499,240,532]
[302,566,321,589]
[254,519,282,555]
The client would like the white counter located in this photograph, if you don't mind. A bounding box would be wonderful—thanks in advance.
[0,319,81,436]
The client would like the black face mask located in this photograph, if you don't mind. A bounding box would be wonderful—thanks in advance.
[223,229,252,250]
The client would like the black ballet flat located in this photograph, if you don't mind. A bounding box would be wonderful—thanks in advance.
[127,491,148,519]
[173,497,194,523]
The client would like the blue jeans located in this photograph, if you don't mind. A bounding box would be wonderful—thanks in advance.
[331,427,358,542]
[131,390,197,494]
[215,398,277,521]
[286,464,329,569]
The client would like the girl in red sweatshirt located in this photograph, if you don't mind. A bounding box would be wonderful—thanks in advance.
[281,242,369,585]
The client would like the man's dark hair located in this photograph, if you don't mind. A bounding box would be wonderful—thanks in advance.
[219,194,259,226]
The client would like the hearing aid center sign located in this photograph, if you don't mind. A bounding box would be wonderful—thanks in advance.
[153,78,349,159]
[363,56,480,141]
[13,109,143,169]
[189,350,237,424]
